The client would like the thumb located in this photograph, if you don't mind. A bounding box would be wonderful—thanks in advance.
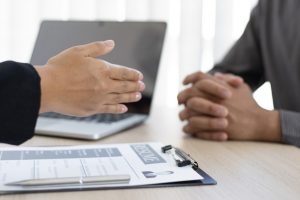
[78,40,115,58]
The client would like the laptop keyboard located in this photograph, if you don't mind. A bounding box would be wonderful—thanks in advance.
[39,112,134,123]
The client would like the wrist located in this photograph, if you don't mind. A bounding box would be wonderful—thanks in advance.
[255,109,281,142]
[34,65,54,113]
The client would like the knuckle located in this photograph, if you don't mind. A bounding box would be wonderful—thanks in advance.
[113,94,122,103]
[187,97,205,111]
[127,82,138,92]
[92,85,100,93]
[107,105,116,113]
[183,125,192,133]
[195,79,209,91]
[104,106,113,113]
[93,42,103,50]
[100,106,108,113]
[187,97,198,108]
[96,81,107,93]
[131,93,137,101]
[178,88,190,101]
[211,119,227,129]
[210,81,226,94]
[134,72,140,80]
[207,103,216,113]
[202,78,214,87]
[179,111,184,120]
[135,82,140,91]
[188,117,198,126]
[177,93,183,101]
[71,46,82,53]
[121,70,128,80]
[100,105,118,113]
[127,93,134,102]
[115,105,123,113]
[129,93,137,102]
[101,60,111,71]
[180,109,187,118]
[215,84,225,93]
[121,81,128,91]
[224,73,236,80]
[195,80,203,89]
[127,70,138,81]
[195,71,204,79]
[208,119,216,129]
[110,107,118,113]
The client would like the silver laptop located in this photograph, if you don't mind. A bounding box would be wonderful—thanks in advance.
[30,20,166,140]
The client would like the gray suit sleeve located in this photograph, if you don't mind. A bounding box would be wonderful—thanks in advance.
[210,2,265,91]
[210,2,300,147]
[280,110,300,147]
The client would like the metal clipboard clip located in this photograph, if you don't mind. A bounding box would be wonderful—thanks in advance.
[161,145,199,170]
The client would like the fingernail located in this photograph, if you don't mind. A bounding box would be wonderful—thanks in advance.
[220,133,228,141]
[104,40,115,47]
[179,114,183,121]
[213,106,228,117]
[178,96,185,104]
[121,105,128,113]
[183,126,189,133]
[214,119,228,129]
[139,82,145,91]
[214,72,223,76]
[138,72,143,80]
[236,76,244,82]
[221,90,231,98]
[136,93,142,100]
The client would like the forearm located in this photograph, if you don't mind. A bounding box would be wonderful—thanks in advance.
[0,61,41,145]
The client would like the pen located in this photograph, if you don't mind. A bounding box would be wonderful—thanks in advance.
[5,175,131,187]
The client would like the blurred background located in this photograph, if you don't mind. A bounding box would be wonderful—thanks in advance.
[0,0,273,110]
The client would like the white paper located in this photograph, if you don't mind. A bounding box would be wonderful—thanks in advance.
[0,142,202,193]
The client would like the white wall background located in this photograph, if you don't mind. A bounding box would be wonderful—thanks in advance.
[0,0,273,110]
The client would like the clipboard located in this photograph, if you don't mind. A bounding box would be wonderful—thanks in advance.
[151,145,217,187]
[94,144,217,190]
[0,143,216,194]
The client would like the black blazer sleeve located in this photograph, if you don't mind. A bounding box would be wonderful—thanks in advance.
[0,61,41,145]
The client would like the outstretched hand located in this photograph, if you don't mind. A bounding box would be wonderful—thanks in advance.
[35,40,145,116]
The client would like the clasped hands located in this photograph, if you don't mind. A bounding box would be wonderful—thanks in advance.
[178,71,281,142]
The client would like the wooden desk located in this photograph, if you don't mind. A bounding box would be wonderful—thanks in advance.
[1,106,300,200]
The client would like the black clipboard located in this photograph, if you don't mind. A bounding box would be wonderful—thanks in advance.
[1,144,216,195]
[148,145,217,187]
[114,145,217,189]
[97,145,217,188]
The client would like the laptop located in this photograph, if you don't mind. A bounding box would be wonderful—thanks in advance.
[30,20,166,140]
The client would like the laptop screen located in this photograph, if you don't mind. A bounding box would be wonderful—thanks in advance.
[30,21,166,115]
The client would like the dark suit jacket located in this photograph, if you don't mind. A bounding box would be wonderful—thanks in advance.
[0,61,40,145]
[211,0,300,147]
